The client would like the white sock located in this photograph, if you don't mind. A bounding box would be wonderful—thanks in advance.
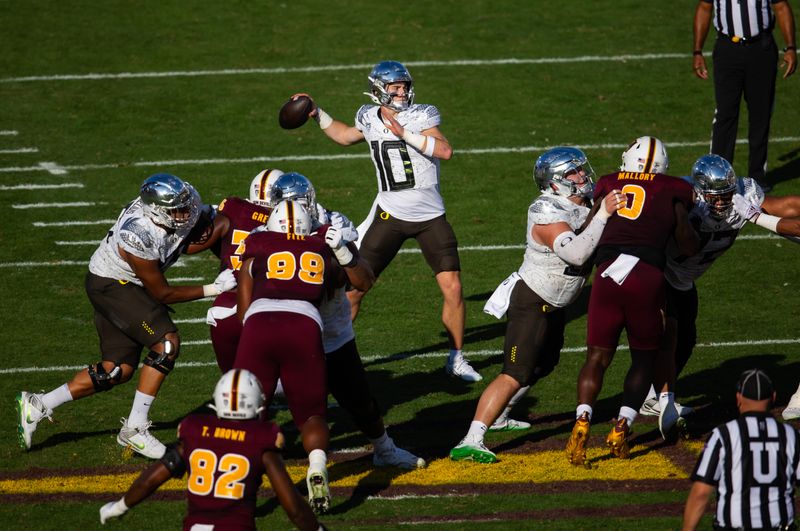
[576,404,593,421]
[308,448,327,470]
[41,384,73,411]
[793,382,800,397]
[369,431,392,453]
[448,349,462,363]
[645,385,658,401]
[658,391,674,412]
[127,390,155,427]
[618,406,637,427]
[465,420,487,443]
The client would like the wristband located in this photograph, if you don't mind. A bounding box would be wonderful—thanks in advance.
[203,284,220,297]
[402,130,426,151]
[315,108,333,130]
[693,50,703,55]
[754,213,781,233]
[333,245,356,267]
[423,136,436,157]
[596,204,613,221]
[784,45,796,52]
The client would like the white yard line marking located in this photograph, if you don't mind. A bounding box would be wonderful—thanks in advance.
[0,130,19,136]
[169,277,203,283]
[13,201,100,209]
[0,234,790,269]
[39,162,68,175]
[0,182,84,190]
[0,259,189,268]
[0,148,38,154]
[54,240,100,246]
[33,219,115,227]
[174,318,207,324]
[1,337,797,376]
[0,53,690,84]
[2,137,798,175]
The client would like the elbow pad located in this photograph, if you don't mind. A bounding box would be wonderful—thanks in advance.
[552,215,607,266]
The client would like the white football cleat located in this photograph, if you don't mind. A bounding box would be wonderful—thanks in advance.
[446,355,482,382]
[306,466,331,514]
[489,417,531,431]
[16,391,53,450]
[373,441,426,469]
[116,418,166,459]
[782,393,800,421]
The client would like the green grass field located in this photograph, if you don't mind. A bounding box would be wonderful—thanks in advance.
[2,1,800,529]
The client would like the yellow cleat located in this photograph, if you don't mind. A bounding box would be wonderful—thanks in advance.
[606,418,631,459]
[565,414,591,466]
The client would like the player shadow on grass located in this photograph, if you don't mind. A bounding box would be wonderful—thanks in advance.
[29,406,202,454]
[760,147,800,190]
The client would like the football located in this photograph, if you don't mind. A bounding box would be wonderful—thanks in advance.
[278,96,313,129]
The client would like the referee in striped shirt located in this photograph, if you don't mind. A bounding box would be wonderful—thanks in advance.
[693,0,796,192]
[683,369,800,530]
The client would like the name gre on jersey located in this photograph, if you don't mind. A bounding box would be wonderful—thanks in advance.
[518,193,591,307]
[89,199,192,285]
[665,177,764,291]
[355,103,444,222]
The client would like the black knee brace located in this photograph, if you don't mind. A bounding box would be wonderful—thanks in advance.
[88,362,122,392]
[144,339,178,375]
[160,443,187,477]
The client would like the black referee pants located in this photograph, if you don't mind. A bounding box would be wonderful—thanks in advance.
[711,34,778,182]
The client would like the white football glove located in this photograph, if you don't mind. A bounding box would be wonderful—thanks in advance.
[328,211,359,243]
[732,193,762,222]
[100,498,128,524]
[325,226,355,266]
[203,268,237,297]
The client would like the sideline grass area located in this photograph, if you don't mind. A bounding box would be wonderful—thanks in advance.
[2,0,799,529]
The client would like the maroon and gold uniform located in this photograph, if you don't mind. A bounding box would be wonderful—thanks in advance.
[234,228,335,427]
[588,172,694,350]
[207,197,271,372]
[179,413,283,530]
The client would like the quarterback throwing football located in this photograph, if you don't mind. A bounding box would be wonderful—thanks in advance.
[292,60,480,382]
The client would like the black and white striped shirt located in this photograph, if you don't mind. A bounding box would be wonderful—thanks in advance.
[692,412,800,529]
[703,0,781,38]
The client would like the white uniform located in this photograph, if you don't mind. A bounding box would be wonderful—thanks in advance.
[355,103,444,222]
[665,178,763,291]
[517,193,591,307]
[88,199,193,285]
[315,207,356,353]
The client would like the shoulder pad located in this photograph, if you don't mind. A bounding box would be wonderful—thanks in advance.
[119,217,155,254]
[403,104,441,131]
[355,105,375,129]
[529,195,576,225]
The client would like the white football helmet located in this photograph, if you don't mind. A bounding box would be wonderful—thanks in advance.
[210,369,266,420]
[365,60,415,112]
[266,200,313,236]
[692,154,737,219]
[533,147,595,198]
[249,168,285,207]
[139,173,201,230]
[620,136,669,173]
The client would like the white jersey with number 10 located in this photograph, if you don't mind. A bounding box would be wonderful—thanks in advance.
[355,103,445,222]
